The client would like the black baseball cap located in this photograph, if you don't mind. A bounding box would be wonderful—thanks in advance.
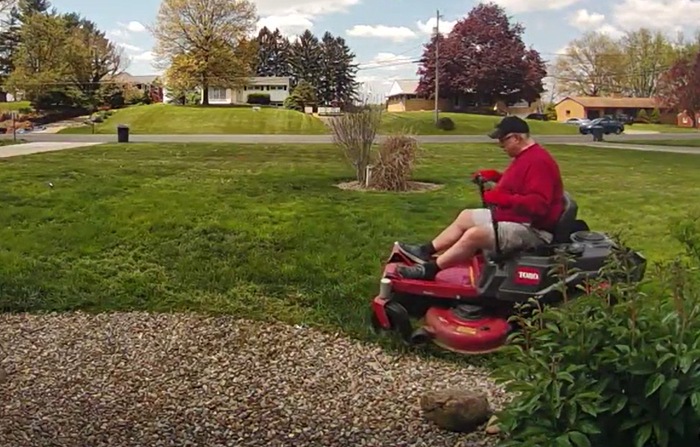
[487,115,530,139]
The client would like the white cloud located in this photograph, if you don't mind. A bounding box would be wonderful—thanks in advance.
[117,42,142,53]
[257,13,314,35]
[253,0,360,36]
[611,0,700,30]
[416,17,456,35]
[133,51,154,62]
[489,0,582,13]
[123,21,146,32]
[346,24,417,42]
[597,24,625,39]
[568,9,605,29]
[252,0,360,16]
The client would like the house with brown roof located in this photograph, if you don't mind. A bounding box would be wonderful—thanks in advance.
[385,79,542,116]
[553,96,673,123]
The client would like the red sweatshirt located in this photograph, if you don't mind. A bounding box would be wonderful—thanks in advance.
[491,143,564,233]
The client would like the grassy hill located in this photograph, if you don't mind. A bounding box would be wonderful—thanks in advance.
[59,104,602,136]
[60,103,330,135]
[379,111,579,135]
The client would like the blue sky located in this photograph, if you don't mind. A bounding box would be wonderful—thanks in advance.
[49,0,700,98]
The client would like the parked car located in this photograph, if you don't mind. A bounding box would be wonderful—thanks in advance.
[565,117,591,126]
[525,113,548,121]
[579,117,625,135]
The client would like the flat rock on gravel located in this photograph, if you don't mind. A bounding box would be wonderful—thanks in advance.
[0,311,509,447]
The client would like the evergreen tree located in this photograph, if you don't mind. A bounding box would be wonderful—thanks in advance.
[255,26,290,77]
[0,0,52,96]
[329,34,358,106]
[288,29,322,90]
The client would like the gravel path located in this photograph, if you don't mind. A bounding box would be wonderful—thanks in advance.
[0,311,508,447]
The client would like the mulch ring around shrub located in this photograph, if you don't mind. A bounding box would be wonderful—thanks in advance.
[335,180,444,193]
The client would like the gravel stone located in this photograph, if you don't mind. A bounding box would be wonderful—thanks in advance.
[0,311,510,446]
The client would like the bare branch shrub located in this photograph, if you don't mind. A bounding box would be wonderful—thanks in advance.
[329,106,383,185]
[368,134,420,191]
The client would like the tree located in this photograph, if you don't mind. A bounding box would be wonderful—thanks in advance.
[657,50,700,127]
[551,31,625,96]
[288,29,322,89]
[3,9,125,110]
[151,0,259,105]
[61,13,126,108]
[415,2,546,106]
[255,26,290,77]
[415,33,453,99]
[316,31,358,107]
[0,0,52,98]
[618,28,675,97]
[4,12,71,106]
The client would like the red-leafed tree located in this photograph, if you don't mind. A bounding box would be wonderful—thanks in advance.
[416,2,546,106]
[656,50,700,127]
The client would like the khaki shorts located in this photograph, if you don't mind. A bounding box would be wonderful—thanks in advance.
[471,208,552,252]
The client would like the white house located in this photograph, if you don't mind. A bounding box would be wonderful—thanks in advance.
[204,76,292,105]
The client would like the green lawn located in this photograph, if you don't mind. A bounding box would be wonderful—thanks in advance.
[59,103,330,135]
[617,139,700,146]
[58,104,587,136]
[0,101,32,111]
[1,142,699,343]
[380,111,579,135]
[629,123,699,133]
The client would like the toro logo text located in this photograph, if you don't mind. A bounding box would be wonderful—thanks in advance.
[513,266,541,285]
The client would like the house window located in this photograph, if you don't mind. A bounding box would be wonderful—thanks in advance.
[209,87,226,100]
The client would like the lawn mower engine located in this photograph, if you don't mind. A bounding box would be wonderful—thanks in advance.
[370,178,647,355]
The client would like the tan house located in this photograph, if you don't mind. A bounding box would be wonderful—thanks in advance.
[554,96,674,123]
[385,79,542,116]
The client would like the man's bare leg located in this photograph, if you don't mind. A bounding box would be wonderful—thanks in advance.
[435,226,494,269]
[396,209,486,266]
[430,209,483,253]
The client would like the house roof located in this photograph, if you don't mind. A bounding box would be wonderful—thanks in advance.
[104,71,160,84]
[387,79,419,97]
[558,96,661,109]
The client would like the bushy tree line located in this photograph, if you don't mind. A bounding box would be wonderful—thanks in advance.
[415,2,547,108]
[254,27,359,109]
[0,0,130,111]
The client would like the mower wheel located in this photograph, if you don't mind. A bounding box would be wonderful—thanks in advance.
[384,300,413,344]
[410,328,431,345]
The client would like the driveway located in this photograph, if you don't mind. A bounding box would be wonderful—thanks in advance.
[0,141,103,158]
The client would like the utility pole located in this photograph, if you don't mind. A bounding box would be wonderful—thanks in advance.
[434,9,441,124]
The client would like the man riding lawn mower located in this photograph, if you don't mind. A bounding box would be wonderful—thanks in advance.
[369,116,647,354]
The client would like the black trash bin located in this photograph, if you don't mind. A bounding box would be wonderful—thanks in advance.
[117,124,129,143]
[591,125,604,142]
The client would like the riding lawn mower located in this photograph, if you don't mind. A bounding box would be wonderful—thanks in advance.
[370,175,647,355]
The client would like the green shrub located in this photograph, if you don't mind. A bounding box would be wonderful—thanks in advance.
[436,116,455,130]
[492,223,700,447]
[636,109,649,123]
[650,108,661,124]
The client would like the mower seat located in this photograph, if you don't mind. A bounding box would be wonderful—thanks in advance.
[550,192,578,244]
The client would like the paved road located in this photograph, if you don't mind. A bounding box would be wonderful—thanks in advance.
[1,131,699,145]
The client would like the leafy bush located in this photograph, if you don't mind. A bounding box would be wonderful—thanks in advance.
[368,134,420,191]
[636,109,649,123]
[492,223,700,447]
[247,93,271,105]
[436,116,455,130]
[329,107,383,185]
[650,108,661,124]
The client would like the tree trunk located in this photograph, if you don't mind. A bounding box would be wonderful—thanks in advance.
[201,85,209,105]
